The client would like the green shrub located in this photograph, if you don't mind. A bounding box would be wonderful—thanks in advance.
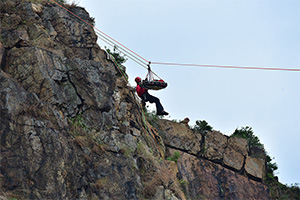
[167,151,180,164]
[143,107,163,128]
[229,126,293,198]
[192,120,213,133]
[56,0,67,4]
[269,182,300,199]
[265,155,278,182]
[105,46,127,65]
[231,126,263,149]
[69,113,89,136]
[178,178,189,187]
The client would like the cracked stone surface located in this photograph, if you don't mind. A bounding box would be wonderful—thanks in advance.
[171,149,270,200]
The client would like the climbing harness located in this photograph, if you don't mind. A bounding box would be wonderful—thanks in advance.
[142,62,168,90]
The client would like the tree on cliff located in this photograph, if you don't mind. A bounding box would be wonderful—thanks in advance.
[230,127,300,199]
[192,120,213,133]
[105,46,127,65]
[231,126,262,149]
[230,126,278,180]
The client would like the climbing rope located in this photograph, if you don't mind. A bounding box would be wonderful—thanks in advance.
[49,0,299,157]
[50,0,149,63]
[109,52,129,82]
[50,0,300,73]
[132,91,164,158]
[151,62,300,72]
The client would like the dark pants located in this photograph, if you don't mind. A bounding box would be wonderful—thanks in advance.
[142,91,164,112]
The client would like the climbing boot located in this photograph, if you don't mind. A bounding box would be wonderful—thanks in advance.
[157,110,169,116]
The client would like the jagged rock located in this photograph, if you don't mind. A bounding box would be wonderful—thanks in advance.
[152,186,180,200]
[0,2,147,199]
[223,147,245,170]
[1,29,29,48]
[0,72,29,115]
[0,42,5,68]
[250,145,266,158]
[0,13,22,30]
[223,136,248,170]
[31,3,43,14]
[158,119,201,155]
[142,159,186,200]
[227,136,249,156]
[173,149,271,200]
[245,156,265,180]
[204,130,228,161]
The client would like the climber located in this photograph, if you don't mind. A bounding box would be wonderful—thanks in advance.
[135,77,169,116]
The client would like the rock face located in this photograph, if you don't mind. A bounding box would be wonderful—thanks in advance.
[223,136,248,171]
[173,150,270,200]
[204,131,228,161]
[158,119,201,155]
[160,120,270,199]
[245,156,265,179]
[0,1,270,200]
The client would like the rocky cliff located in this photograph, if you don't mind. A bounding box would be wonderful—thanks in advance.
[0,1,271,199]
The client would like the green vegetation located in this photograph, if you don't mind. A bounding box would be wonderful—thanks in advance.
[143,108,162,128]
[231,126,263,149]
[231,126,299,199]
[230,126,274,177]
[266,154,278,182]
[269,182,300,200]
[105,46,128,65]
[178,178,189,187]
[56,0,76,4]
[69,113,89,136]
[122,146,135,158]
[167,151,180,164]
[57,0,67,3]
[192,120,213,133]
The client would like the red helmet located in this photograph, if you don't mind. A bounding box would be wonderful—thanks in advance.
[135,77,142,83]
[184,117,190,121]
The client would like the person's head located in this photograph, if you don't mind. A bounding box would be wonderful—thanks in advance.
[184,117,190,122]
[135,77,142,84]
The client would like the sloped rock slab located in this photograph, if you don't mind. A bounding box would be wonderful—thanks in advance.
[158,119,201,155]
[223,137,249,171]
[204,131,228,161]
[223,147,245,171]
[245,156,265,180]
[174,150,271,200]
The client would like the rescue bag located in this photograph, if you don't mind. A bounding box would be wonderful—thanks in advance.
[143,64,168,90]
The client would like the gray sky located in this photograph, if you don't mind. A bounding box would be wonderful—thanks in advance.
[76,0,300,185]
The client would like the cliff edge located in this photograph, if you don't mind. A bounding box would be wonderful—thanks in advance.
[0,1,270,199]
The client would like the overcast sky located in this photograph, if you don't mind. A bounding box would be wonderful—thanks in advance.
[75,0,300,185]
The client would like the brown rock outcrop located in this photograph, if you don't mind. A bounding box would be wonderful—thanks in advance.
[223,147,245,170]
[245,156,265,180]
[173,150,270,200]
[159,121,267,183]
[223,137,248,170]
[158,119,201,155]
[204,130,228,161]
